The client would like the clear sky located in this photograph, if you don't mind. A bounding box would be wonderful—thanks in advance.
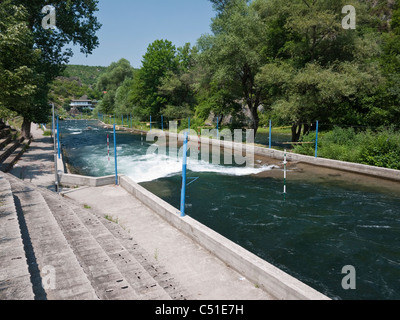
[67,0,215,68]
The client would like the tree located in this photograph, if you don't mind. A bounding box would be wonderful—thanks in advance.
[96,58,135,115]
[199,0,268,135]
[0,1,41,123]
[9,0,101,138]
[158,43,199,120]
[254,0,383,141]
[96,58,134,93]
[376,0,400,127]
[114,78,135,116]
[130,40,178,120]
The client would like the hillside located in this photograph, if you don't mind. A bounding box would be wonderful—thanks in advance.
[49,64,107,113]
[62,65,107,88]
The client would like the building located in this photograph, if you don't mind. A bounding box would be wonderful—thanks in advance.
[70,95,95,112]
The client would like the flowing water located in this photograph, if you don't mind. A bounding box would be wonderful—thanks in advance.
[60,120,400,300]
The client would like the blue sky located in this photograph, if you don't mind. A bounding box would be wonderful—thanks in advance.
[68,0,215,68]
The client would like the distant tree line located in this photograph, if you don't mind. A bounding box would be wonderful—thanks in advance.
[94,0,400,142]
[2,0,400,143]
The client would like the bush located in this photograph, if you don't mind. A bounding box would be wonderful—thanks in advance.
[294,127,400,170]
[359,129,400,170]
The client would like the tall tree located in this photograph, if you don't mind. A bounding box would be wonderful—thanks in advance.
[9,0,101,138]
[0,1,40,122]
[130,40,178,119]
[254,0,383,141]
[96,58,135,115]
[158,43,199,120]
[199,0,268,135]
[376,0,400,127]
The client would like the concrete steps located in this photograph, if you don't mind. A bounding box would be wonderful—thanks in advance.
[0,138,30,173]
[40,188,173,300]
[0,175,34,300]
[5,173,98,300]
[0,136,12,150]
[0,138,23,164]
[71,198,188,300]
[0,172,180,300]
[0,125,31,173]
[39,189,139,300]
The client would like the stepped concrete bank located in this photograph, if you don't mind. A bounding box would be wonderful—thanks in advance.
[60,173,330,300]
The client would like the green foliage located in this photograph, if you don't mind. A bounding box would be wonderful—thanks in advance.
[1,0,101,137]
[0,1,41,119]
[198,0,267,133]
[63,65,107,87]
[96,59,136,116]
[294,127,400,170]
[96,59,135,92]
[130,40,179,119]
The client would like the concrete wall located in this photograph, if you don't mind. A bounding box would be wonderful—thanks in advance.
[119,175,330,300]
[60,174,117,188]
[153,129,400,182]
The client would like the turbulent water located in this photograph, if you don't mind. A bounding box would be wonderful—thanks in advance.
[60,120,400,300]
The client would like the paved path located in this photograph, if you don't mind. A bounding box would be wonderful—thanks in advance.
[10,124,56,191]
[65,185,275,300]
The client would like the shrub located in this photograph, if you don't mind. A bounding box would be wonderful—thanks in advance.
[294,127,400,170]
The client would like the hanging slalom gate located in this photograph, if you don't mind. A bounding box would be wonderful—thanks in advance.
[283,149,287,201]
[198,128,201,153]
[113,124,118,185]
[107,134,110,162]
[180,132,189,217]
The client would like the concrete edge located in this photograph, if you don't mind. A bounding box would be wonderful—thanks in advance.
[146,129,400,182]
[119,174,331,301]
[252,146,400,182]
[60,174,117,188]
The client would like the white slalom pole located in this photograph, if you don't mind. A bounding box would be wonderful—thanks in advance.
[284,149,287,201]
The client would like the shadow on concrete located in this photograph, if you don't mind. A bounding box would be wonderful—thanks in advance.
[13,193,47,300]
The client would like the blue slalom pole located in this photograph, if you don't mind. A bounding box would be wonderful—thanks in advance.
[315,121,319,158]
[161,115,164,131]
[150,115,152,131]
[180,132,189,217]
[269,119,272,149]
[114,124,118,185]
[57,116,60,159]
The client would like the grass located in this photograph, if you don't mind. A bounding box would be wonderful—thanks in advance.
[83,204,91,209]
[154,248,159,261]
[104,214,119,224]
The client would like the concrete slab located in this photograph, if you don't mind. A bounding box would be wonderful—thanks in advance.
[65,185,275,300]
[9,124,56,191]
